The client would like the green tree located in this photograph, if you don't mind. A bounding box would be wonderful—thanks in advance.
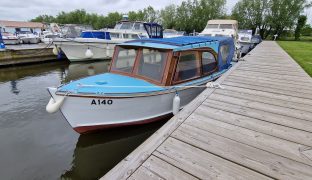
[295,15,307,40]
[31,15,56,23]
[105,12,122,28]
[174,0,226,33]
[232,0,311,39]
[302,24,312,36]
[160,5,177,29]
[269,0,308,39]
[232,0,271,39]
[143,6,160,22]
[128,10,145,21]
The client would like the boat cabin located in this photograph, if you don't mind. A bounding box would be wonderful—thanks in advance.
[109,36,234,86]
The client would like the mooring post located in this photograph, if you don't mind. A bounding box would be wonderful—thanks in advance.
[0,31,6,51]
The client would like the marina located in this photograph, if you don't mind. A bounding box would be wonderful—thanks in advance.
[1,0,312,179]
[103,41,312,179]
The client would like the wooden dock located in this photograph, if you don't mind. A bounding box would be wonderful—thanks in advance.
[102,41,312,180]
[0,44,62,66]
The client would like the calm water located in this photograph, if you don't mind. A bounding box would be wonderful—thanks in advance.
[0,60,167,180]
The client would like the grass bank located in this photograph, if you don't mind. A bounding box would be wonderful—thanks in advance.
[278,41,312,77]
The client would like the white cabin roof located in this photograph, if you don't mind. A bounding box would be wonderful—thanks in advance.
[207,20,238,25]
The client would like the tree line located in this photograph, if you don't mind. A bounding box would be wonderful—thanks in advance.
[232,0,312,40]
[31,0,312,39]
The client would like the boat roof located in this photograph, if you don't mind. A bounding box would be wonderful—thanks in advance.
[207,19,238,25]
[121,36,233,51]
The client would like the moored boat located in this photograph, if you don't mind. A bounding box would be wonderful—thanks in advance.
[238,30,253,55]
[53,22,163,62]
[46,36,235,134]
[17,31,40,44]
[199,19,241,60]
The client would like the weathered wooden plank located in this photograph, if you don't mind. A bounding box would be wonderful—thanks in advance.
[185,113,312,166]
[140,156,197,180]
[231,71,312,83]
[154,137,272,180]
[214,88,312,112]
[129,166,163,180]
[222,85,312,106]
[238,66,306,73]
[225,76,312,94]
[195,106,312,146]
[209,93,312,121]
[236,67,308,77]
[222,81,312,100]
[173,123,312,179]
[223,79,312,97]
[101,61,243,180]
[239,64,303,71]
[236,69,310,80]
[229,73,312,88]
[204,99,312,133]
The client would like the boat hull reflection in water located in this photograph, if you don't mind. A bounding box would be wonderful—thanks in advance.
[61,121,166,179]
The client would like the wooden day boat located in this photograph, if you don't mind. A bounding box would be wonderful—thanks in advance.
[46,36,235,133]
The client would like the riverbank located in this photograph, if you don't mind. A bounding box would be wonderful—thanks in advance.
[278,41,312,77]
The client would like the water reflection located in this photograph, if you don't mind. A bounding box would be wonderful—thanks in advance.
[61,121,166,180]
[63,61,110,83]
[10,80,20,95]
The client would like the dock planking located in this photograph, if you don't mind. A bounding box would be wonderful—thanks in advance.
[102,41,312,180]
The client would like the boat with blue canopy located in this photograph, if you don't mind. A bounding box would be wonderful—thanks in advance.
[53,22,163,62]
[46,36,235,133]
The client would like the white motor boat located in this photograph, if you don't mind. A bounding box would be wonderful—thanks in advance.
[46,36,235,134]
[163,29,185,38]
[199,19,241,59]
[53,22,163,62]
[53,31,139,61]
[1,32,20,45]
[17,31,40,44]
[238,30,254,55]
[41,31,62,44]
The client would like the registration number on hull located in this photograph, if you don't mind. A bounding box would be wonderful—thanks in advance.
[91,99,113,105]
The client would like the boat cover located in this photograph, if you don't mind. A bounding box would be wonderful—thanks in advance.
[123,36,234,71]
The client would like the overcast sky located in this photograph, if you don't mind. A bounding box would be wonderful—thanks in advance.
[0,0,311,24]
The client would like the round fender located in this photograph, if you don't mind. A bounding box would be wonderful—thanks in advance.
[46,96,65,113]
[172,93,181,115]
[85,48,94,58]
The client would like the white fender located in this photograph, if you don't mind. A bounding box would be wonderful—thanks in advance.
[85,48,94,58]
[172,93,181,115]
[46,87,65,113]
[52,46,59,55]
[106,45,110,57]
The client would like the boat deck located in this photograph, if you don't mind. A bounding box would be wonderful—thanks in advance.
[102,41,312,179]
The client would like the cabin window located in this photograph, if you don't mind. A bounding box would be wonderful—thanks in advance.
[137,49,168,82]
[219,24,233,29]
[207,24,219,29]
[174,51,200,82]
[123,34,129,39]
[111,47,138,73]
[110,33,120,38]
[133,23,141,30]
[220,45,230,65]
[131,34,140,39]
[202,52,217,74]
